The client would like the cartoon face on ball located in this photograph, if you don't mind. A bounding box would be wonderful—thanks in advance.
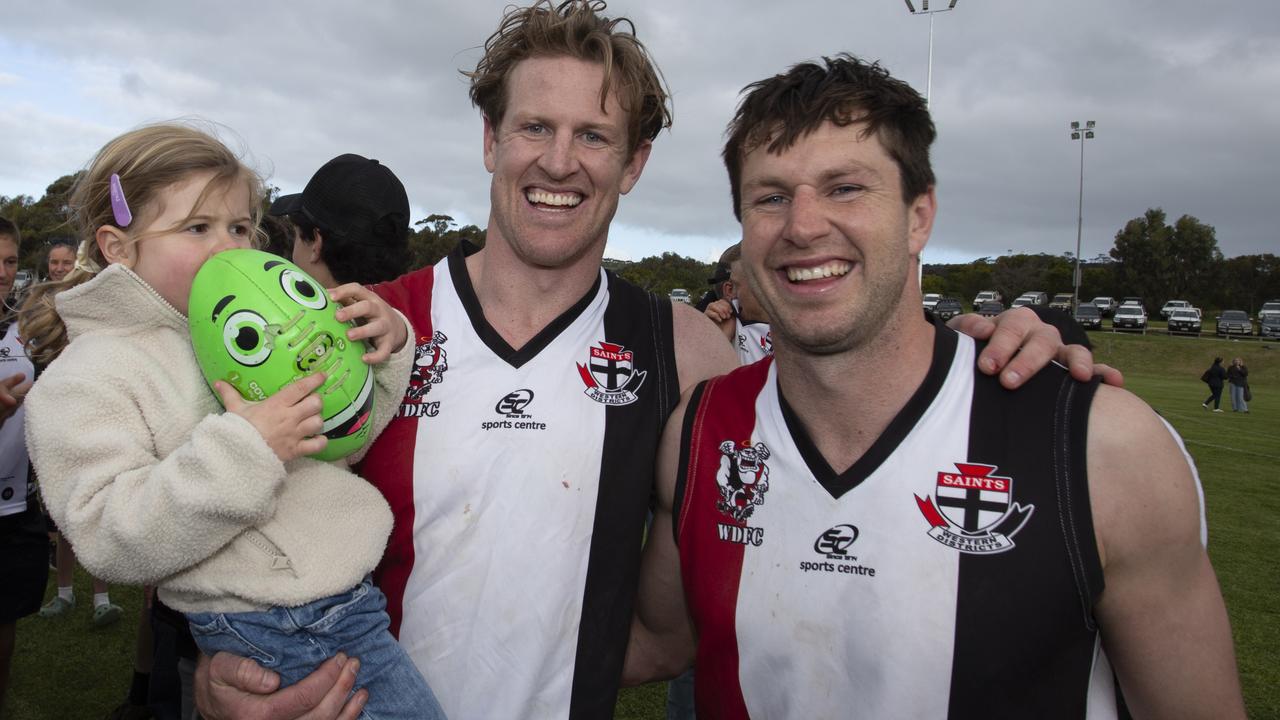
[188,249,373,461]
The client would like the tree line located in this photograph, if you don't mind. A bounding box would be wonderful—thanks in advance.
[923,208,1279,313]
[5,176,1274,312]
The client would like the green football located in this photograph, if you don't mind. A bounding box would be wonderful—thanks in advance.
[188,248,373,461]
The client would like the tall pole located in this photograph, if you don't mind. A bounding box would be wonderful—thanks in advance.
[926,12,935,108]
[1070,121,1096,311]
[904,0,957,282]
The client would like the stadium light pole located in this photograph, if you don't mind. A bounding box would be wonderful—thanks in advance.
[904,0,958,283]
[903,0,959,109]
[1069,120,1096,311]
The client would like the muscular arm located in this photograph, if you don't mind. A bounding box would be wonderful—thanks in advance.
[623,390,697,686]
[619,306,734,683]
[672,302,739,391]
[1087,386,1245,719]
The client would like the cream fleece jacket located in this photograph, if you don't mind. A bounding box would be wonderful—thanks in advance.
[26,264,412,613]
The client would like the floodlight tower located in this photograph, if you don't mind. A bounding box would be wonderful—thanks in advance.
[903,0,959,109]
[1069,120,1096,311]
[904,0,958,281]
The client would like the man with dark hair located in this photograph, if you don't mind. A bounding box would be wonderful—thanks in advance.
[626,55,1244,718]
[268,153,411,287]
[199,7,1104,719]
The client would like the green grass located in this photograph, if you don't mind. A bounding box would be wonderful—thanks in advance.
[5,330,1277,719]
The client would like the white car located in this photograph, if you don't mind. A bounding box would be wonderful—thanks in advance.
[1113,305,1147,332]
[669,288,691,304]
[1160,300,1192,320]
[922,293,942,312]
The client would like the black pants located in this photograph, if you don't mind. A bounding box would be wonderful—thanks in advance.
[1204,385,1223,409]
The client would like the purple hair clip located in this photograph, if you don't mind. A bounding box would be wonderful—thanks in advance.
[109,173,133,227]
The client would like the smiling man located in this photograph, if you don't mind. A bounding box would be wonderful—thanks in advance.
[197,5,1109,720]
[625,55,1245,719]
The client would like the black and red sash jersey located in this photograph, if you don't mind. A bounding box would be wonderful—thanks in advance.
[675,326,1133,719]
[361,245,679,719]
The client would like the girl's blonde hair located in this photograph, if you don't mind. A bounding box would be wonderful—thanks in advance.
[19,122,263,366]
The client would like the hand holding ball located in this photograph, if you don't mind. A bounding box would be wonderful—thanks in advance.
[188,249,375,461]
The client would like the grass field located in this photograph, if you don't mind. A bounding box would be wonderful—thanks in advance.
[4,331,1277,719]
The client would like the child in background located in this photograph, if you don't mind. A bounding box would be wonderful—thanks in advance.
[21,123,444,719]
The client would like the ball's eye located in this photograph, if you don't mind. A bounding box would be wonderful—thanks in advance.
[222,310,272,366]
[280,270,327,310]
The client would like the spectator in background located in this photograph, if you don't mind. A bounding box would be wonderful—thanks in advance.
[1227,357,1249,413]
[44,239,76,282]
[1202,356,1227,412]
[257,214,296,260]
[693,244,736,312]
[268,154,411,287]
[702,242,773,366]
[0,216,39,716]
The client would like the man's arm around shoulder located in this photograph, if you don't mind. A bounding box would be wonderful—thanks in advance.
[1087,385,1246,719]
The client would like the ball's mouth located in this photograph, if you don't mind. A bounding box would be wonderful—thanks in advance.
[322,368,374,440]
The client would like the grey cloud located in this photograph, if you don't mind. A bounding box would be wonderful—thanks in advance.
[1,0,1275,259]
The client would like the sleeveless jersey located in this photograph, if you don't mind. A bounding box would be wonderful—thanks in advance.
[362,246,679,719]
[675,327,1129,719]
[0,320,33,518]
[731,300,772,366]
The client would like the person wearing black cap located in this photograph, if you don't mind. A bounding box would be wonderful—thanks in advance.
[693,247,734,312]
[269,154,411,288]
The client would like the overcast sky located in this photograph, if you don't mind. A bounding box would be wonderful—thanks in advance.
[1,1,1276,265]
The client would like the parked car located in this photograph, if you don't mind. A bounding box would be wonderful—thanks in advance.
[1120,297,1145,312]
[1073,303,1102,330]
[1113,305,1147,332]
[669,288,691,304]
[1049,293,1075,312]
[978,301,1004,317]
[932,297,962,321]
[1257,301,1280,332]
[1260,315,1280,340]
[1216,310,1252,336]
[1160,299,1192,320]
[1167,308,1202,335]
[921,293,942,312]
[1091,296,1118,316]
[13,269,31,292]
[1017,291,1048,306]
[972,290,1002,310]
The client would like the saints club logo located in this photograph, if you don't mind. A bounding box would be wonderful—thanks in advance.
[735,330,774,357]
[914,462,1034,555]
[577,342,646,406]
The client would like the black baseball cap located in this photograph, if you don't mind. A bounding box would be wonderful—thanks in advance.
[269,154,409,244]
[707,242,740,285]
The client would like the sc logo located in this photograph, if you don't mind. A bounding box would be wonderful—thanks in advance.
[814,524,859,557]
[495,389,535,416]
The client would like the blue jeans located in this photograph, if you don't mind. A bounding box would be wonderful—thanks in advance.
[1230,383,1248,412]
[186,577,445,720]
[667,668,696,720]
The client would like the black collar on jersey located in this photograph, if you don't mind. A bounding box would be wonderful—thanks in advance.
[778,320,958,499]
[446,243,602,369]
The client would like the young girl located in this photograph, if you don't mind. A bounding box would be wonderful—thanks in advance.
[21,123,445,719]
